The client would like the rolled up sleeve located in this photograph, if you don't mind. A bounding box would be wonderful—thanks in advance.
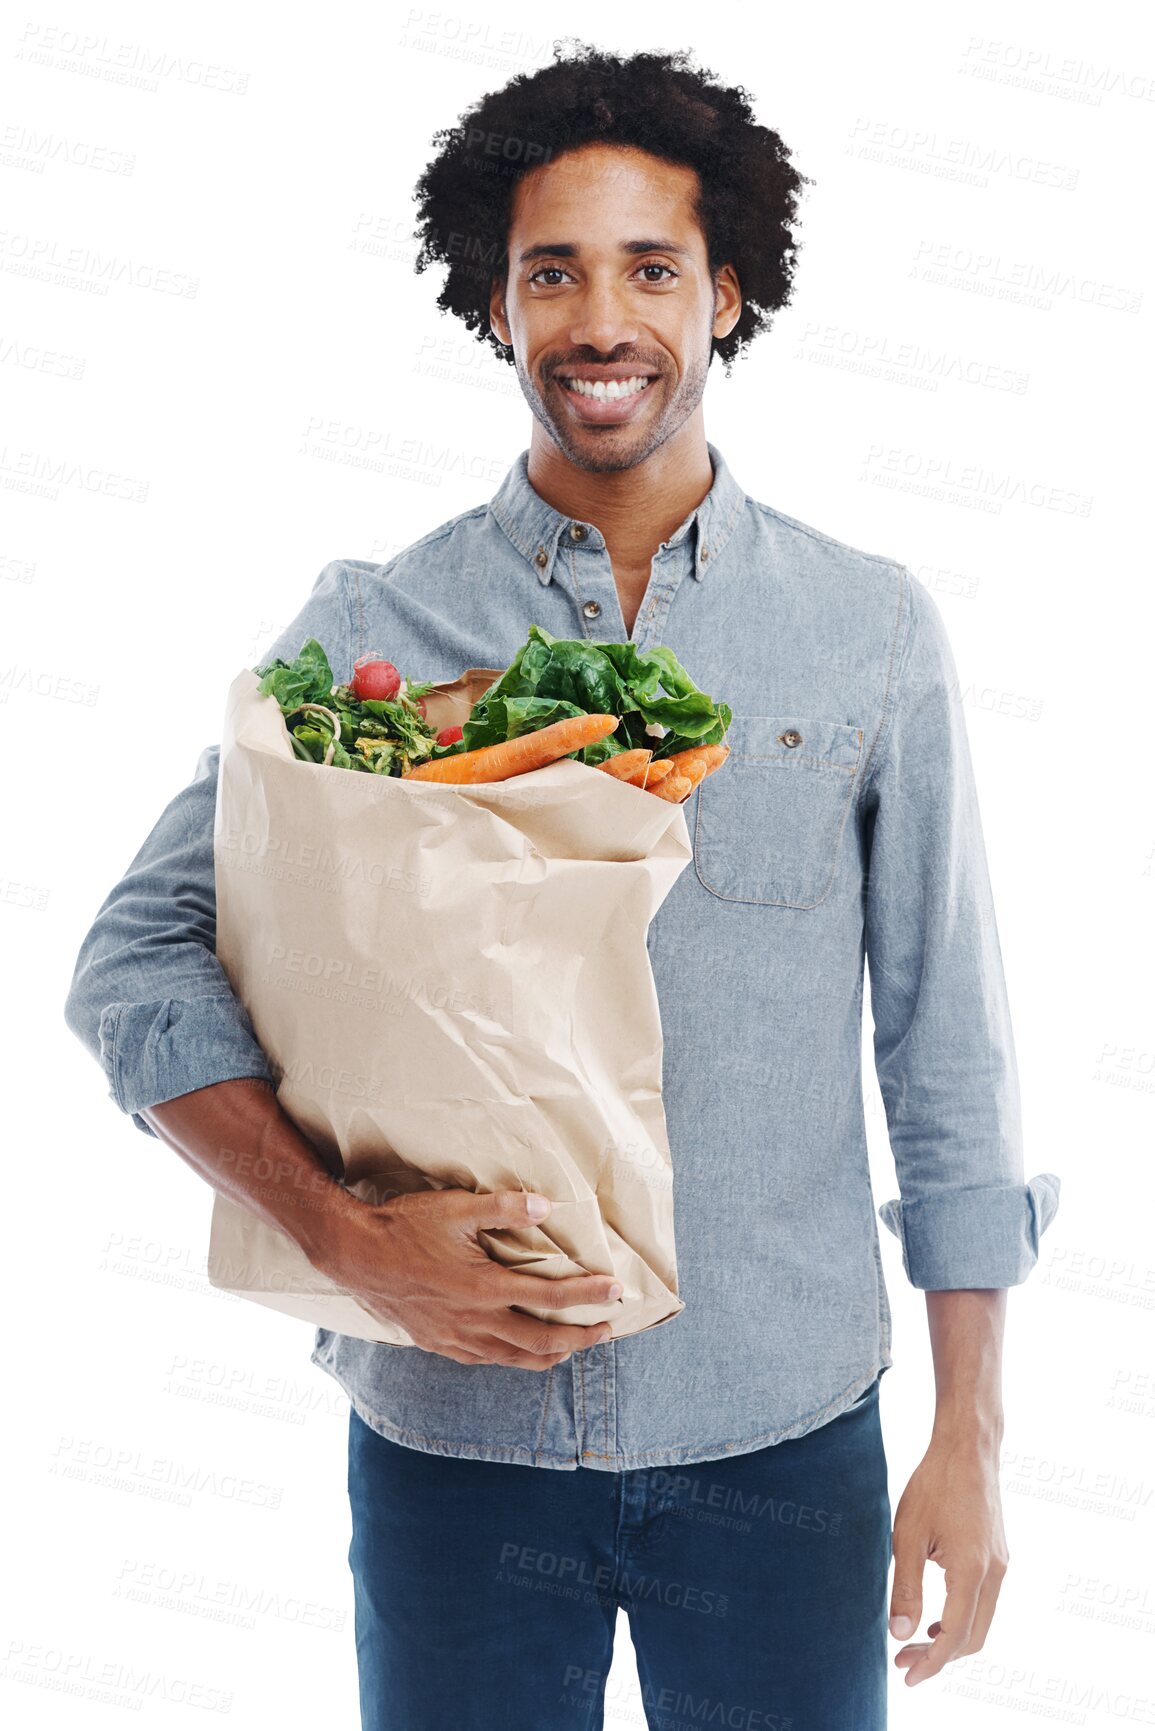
[861,569,1060,1289]
[63,559,354,1137]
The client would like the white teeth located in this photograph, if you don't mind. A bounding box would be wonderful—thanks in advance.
[562,375,651,400]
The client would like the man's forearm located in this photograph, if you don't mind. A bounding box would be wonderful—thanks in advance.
[925,1288,1007,1451]
[140,1077,362,1265]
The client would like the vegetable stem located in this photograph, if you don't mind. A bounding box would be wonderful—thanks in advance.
[295,701,344,767]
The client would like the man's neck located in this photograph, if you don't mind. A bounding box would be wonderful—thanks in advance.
[526,413,715,580]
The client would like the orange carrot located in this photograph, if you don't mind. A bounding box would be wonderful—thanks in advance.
[596,749,653,786]
[663,743,730,780]
[651,772,695,803]
[647,743,730,801]
[402,713,619,784]
[643,759,676,788]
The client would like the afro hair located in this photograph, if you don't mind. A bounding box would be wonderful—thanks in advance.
[411,38,814,376]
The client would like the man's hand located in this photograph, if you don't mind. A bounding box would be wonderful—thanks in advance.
[141,1078,619,1371]
[889,1418,1009,1685]
[307,1186,621,1369]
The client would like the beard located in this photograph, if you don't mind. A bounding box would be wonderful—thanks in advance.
[514,341,712,474]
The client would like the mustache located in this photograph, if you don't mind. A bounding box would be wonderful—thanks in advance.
[545,359,662,375]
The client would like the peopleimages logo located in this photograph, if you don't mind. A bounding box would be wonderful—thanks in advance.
[113,1557,347,1633]
[280,1056,386,1101]
[0,1640,233,1716]
[217,825,432,897]
[495,1542,730,1617]
[261,944,498,1021]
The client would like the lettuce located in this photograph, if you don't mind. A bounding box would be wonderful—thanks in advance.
[460,625,731,766]
[253,624,730,775]
[253,640,440,774]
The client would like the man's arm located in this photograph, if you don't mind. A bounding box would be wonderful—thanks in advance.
[886,1288,1008,1685]
[925,1288,1005,1455]
[861,567,1060,1290]
[63,560,354,1137]
[140,1077,360,1266]
[860,569,1059,1684]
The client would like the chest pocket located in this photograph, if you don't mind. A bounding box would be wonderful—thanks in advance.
[693,714,864,907]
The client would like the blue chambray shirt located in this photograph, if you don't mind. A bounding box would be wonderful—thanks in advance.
[64,442,1061,1472]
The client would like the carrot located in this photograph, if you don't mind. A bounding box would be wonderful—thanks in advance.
[662,743,730,781]
[402,712,619,783]
[651,772,695,803]
[647,743,730,801]
[643,759,676,788]
[596,749,653,786]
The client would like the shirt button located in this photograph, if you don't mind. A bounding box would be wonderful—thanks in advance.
[780,729,803,748]
[583,599,602,620]
[700,545,710,562]
[534,546,548,569]
[570,523,589,541]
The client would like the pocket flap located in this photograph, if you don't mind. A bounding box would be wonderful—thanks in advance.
[693,713,865,908]
[723,715,864,772]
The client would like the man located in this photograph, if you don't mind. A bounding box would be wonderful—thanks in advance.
[64,42,1060,1730]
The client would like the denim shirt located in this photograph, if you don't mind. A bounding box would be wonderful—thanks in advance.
[64,442,1061,1473]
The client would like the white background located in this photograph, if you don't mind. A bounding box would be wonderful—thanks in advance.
[4,0,1153,1724]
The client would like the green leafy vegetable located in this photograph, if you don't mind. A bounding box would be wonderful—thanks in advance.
[460,625,731,766]
[253,639,445,775]
[252,625,730,776]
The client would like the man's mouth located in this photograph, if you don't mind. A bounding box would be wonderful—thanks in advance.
[553,372,659,423]
[558,374,655,401]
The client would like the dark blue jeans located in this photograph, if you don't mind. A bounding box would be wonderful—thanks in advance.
[346,1377,891,1730]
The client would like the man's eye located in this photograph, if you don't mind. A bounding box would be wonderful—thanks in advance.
[526,263,679,286]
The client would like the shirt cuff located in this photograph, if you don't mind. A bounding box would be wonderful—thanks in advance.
[878,1172,1061,1289]
[98,996,275,1140]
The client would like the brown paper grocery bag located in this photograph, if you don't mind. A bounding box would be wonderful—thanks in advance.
[207,666,693,1347]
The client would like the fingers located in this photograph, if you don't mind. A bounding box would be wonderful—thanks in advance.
[490,1265,623,1310]
[391,1189,622,1368]
[451,1299,611,1367]
[439,1325,606,1371]
[494,1311,611,1359]
[464,1204,623,1308]
[894,1555,987,1686]
[903,1554,1002,1684]
[964,1557,1008,1654]
[889,1527,925,1649]
[437,1188,558,1233]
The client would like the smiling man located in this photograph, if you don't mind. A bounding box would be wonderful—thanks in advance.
[488,138,741,643]
[65,40,1060,1731]
[486,142,739,638]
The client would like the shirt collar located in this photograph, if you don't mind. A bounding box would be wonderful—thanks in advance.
[488,441,747,586]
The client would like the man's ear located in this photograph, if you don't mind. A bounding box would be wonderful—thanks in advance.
[712,264,742,342]
[489,280,512,348]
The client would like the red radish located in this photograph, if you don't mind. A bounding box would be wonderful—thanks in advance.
[352,655,401,702]
[436,724,464,746]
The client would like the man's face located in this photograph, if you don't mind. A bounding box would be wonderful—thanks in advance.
[489,144,740,473]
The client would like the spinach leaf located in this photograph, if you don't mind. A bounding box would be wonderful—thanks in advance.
[462,625,731,762]
[253,626,731,776]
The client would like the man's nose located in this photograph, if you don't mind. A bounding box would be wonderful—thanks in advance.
[566,280,641,355]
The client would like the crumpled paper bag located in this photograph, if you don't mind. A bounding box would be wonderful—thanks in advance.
[207,665,693,1346]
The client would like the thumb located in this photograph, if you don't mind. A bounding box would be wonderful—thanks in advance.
[889,1533,924,1640]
